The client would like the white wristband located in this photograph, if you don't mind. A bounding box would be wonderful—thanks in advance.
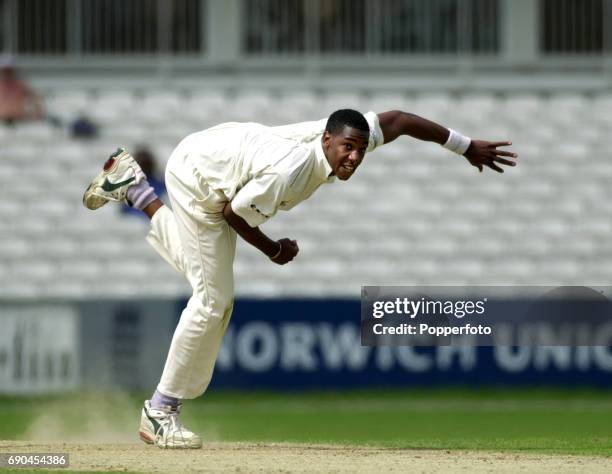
[443,129,471,155]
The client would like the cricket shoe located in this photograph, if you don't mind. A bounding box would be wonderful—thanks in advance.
[139,400,203,449]
[82,148,145,210]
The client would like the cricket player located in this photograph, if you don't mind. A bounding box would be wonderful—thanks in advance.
[83,108,516,448]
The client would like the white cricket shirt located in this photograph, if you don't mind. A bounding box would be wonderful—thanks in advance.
[181,111,384,227]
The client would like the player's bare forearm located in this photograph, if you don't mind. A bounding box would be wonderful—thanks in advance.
[222,202,299,264]
[377,110,450,145]
[377,109,518,173]
[223,203,279,258]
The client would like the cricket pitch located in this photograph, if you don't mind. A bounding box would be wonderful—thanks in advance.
[1,441,612,473]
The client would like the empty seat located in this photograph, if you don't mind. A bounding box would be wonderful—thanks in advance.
[13,122,57,142]
[0,199,23,218]
[182,91,229,123]
[320,92,365,114]
[45,280,91,298]
[46,91,94,121]
[362,92,413,113]
[0,238,31,259]
[0,88,610,299]
[10,260,57,281]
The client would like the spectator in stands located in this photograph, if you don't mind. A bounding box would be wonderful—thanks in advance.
[0,57,43,125]
[121,147,166,218]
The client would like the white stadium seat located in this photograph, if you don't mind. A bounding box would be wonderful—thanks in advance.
[2,88,612,297]
[46,91,95,121]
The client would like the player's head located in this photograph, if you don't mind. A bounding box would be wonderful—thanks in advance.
[323,109,370,181]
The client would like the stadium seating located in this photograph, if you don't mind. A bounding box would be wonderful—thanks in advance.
[1,90,610,299]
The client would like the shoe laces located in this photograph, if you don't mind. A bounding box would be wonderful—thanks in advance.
[153,403,191,444]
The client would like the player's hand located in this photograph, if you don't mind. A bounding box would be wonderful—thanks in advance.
[463,140,517,173]
[270,238,299,265]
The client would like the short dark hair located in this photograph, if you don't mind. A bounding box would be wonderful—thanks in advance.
[325,109,370,136]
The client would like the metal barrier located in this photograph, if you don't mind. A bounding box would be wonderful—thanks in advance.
[1,0,610,58]
[0,0,202,55]
[0,1,611,80]
[243,0,499,55]
[541,0,608,54]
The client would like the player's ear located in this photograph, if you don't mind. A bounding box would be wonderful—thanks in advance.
[322,130,332,149]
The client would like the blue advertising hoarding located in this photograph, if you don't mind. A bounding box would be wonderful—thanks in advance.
[205,298,612,389]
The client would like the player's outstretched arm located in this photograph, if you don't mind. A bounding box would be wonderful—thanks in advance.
[377,110,517,173]
[222,202,299,265]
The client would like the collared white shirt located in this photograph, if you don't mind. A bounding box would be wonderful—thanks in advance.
[182,111,384,227]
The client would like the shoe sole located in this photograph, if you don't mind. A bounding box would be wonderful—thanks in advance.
[139,431,154,445]
[139,432,202,449]
[139,427,202,449]
[82,149,131,210]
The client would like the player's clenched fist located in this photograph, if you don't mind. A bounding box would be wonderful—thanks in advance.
[270,238,299,265]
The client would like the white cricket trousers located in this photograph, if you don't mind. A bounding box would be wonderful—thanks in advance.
[145,147,237,399]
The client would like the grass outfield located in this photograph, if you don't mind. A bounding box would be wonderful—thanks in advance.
[1,389,611,457]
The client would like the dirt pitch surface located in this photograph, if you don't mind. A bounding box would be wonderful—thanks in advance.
[2,441,612,473]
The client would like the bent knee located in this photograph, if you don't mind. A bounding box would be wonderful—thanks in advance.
[187,294,233,323]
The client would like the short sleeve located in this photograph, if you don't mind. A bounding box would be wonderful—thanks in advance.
[363,111,384,152]
[231,174,288,227]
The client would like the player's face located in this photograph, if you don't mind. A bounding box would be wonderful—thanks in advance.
[323,126,369,181]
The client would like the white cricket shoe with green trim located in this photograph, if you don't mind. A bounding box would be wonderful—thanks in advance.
[139,400,203,449]
[82,148,145,210]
